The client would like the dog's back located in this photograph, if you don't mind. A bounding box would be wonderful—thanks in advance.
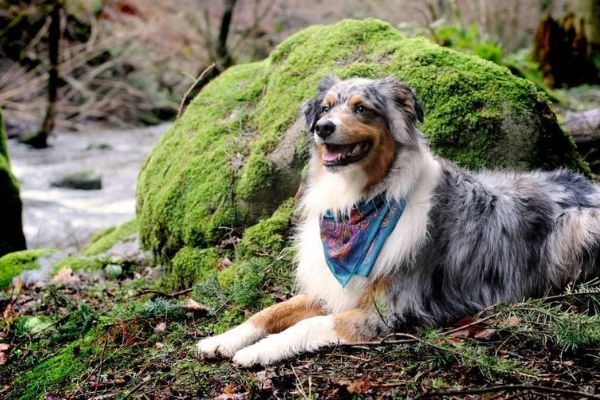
[390,162,600,328]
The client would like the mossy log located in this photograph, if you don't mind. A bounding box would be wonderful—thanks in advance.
[137,19,588,266]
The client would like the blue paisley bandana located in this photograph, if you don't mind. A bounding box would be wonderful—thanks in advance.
[320,194,406,287]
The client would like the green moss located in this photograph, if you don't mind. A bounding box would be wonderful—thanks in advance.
[0,248,56,289]
[137,18,587,273]
[52,255,107,275]
[237,154,275,200]
[170,246,220,289]
[13,342,87,399]
[237,198,295,259]
[82,218,138,256]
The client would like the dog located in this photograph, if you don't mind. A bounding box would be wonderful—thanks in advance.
[198,75,600,366]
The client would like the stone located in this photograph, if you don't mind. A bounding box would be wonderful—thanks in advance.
[51,170,102,190]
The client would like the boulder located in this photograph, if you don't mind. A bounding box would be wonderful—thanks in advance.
[137,19,587,264]
[0,108,26,256]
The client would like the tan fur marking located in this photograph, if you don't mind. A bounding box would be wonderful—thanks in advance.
[324,94,336,108]
[337,113,395,192]
[348,94,364,110]
[248,294,325,334]
[333,279,390,343]
[358,278,389,308]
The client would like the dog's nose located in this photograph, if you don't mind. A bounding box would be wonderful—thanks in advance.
[315,120,336,139]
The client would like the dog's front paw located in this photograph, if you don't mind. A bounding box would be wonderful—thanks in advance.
[232,345,272,367]
[197,335,236,358]
[232,338,290,367]
[197,322,267,360]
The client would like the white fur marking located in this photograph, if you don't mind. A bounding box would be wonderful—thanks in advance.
[232,315,341,366]
[197,322,265,358]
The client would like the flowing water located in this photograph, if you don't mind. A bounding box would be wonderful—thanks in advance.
[7,123,169,253]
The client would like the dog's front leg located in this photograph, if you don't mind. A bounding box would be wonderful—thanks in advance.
[197,294,324,359]
[232,308,387,366]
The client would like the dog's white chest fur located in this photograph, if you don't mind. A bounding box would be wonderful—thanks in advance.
[295,152,442,313]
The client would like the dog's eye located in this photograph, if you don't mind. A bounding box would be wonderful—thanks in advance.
[356,105,366,114]
[321,105,330,114]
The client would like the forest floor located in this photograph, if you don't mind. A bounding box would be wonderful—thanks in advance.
[1,87,600,399]
[0,249,599,399]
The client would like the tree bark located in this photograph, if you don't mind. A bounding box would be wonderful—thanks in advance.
[573,0,600,53]
[0,109,27,256]
[21,0,62,149]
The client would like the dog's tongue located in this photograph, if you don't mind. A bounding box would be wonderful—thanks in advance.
[323,143,366,163]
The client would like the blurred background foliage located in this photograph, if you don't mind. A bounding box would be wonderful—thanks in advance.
[0,0,598,133]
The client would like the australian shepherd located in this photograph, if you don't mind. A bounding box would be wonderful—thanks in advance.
[198,76,600,366]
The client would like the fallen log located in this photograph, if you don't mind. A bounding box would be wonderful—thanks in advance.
[566,108,600,145]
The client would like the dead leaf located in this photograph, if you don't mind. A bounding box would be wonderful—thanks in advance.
[223,384,235,394]
[449,328,471,339]
[452,316,476,327]
[473,328,496,340]
[155,342,163,349]
[0,343,9,351]
[0,352,7,366]
[219,257,233,269]
[183,298,209,314]
[154,322,167,332]
[52,268,80,286]
[2,303,16,323]
[505,316,522,326]
[346,377,370,394]
[12,277,23,291]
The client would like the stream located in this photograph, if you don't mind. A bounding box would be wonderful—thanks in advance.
[7,123,169,254]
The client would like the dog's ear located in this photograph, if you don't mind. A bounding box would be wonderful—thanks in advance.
[302,75,340,133]
[380,76,424,123]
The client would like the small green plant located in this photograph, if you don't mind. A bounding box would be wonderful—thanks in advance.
[139,298,184,320]
[434,23,503,64]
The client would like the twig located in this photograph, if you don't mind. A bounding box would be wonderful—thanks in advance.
[121,376,151,400]
[134,288,192,298]
[177,64,215,119]
[439,314,498,337]
[413,383,600,399]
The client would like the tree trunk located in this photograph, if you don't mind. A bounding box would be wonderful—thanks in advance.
[180,0,237,113]
[21,0,62,149]
[573,0,600,53]
[532,11,599,88]
[0,108,27,256]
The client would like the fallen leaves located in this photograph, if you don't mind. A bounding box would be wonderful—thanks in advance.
[340,377,371,395]
[51,268,80,286]
[0,343,9,366]
[182,298,209,314]
[154,321,167,332]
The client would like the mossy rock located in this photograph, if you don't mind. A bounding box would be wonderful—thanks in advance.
[0,108,26,256]
[0,248,57,289]
[82,219,138,256]
[137,18,587,265]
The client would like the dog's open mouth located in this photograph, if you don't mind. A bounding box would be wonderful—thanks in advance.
[322,141,371,166]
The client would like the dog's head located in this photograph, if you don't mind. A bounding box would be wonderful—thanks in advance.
[303,76,423,182]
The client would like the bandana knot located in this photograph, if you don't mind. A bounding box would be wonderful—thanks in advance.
[320,194,406,286]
